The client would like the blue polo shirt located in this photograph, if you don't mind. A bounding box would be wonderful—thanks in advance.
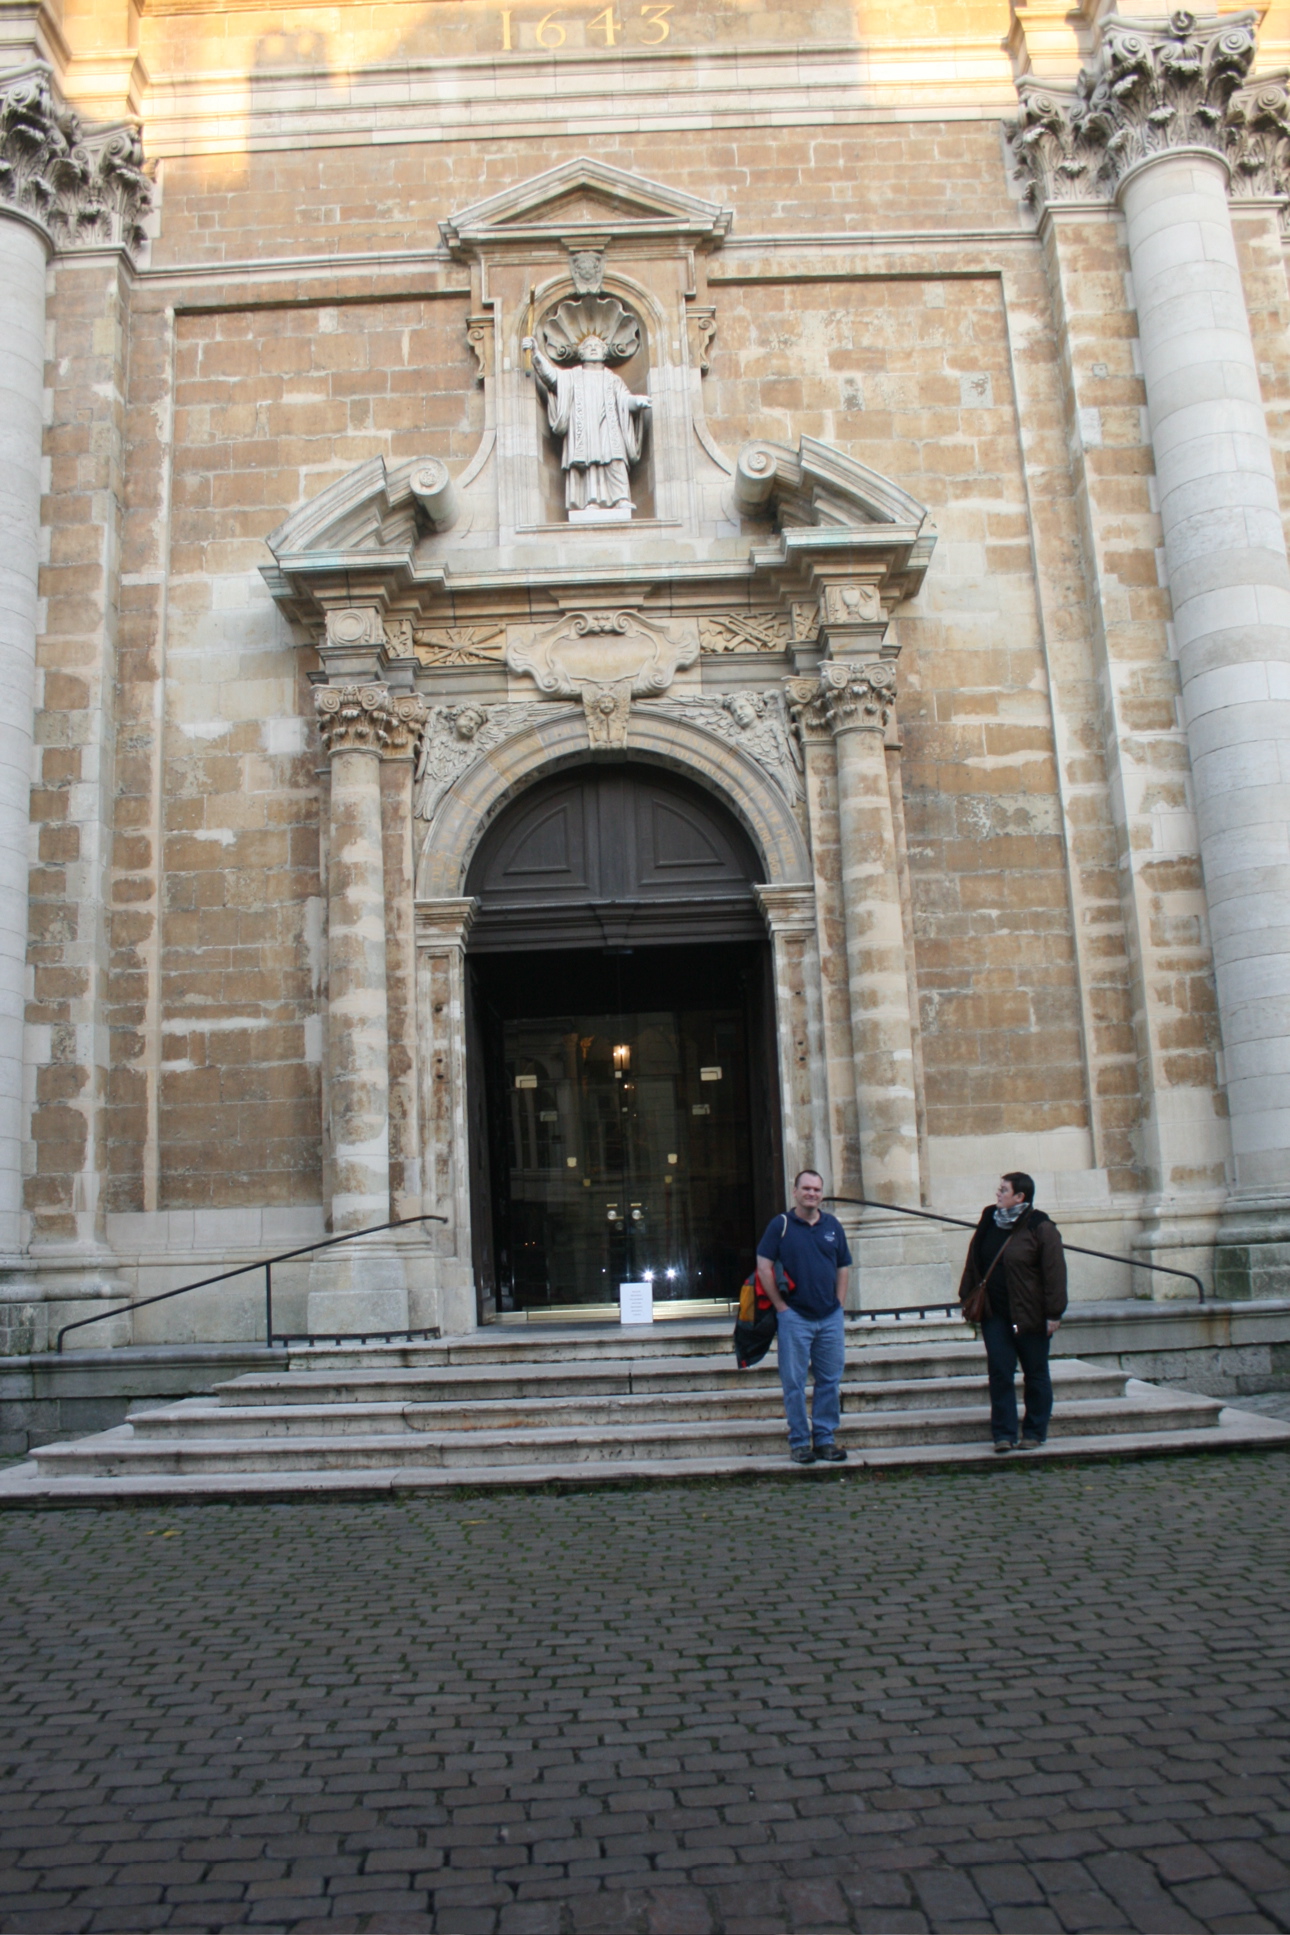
[757,1210,852,1320]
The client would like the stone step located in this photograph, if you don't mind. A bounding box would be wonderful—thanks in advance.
[220,1340,990,1407]
[285,1315,963,1370]
[136,1365,1130,1438]
[33,1389,1225,1476]
[5,1405,1290,1505]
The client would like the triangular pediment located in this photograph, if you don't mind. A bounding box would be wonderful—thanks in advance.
[440,159,733,254]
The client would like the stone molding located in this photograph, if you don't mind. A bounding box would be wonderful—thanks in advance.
[414,897,478,951]
[753,882,817,934]
[1010,10,1290,210]
[0,63,152,255]
[314,684,398,757]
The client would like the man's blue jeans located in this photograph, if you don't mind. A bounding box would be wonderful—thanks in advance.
[775,1302,845,1450]
[981,1314,1053,1444]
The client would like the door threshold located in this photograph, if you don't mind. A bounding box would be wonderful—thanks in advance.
[492,1298,735,1326]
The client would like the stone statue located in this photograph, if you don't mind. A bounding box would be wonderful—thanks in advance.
[522,331,651,522]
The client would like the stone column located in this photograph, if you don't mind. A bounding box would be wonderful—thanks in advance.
[821,660,921,1206]
[380,685,429,1225]
[1012,13,1290,1287]
[1120,147,1290,1271]
[753,883,826,1196]
[309,684,406,1334]
[415,897,478,1336]
[0,77,56,1283]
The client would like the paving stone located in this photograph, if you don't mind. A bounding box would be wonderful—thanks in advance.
[0,1459,1288,1930]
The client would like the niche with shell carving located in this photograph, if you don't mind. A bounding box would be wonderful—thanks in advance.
[531,290,656,523]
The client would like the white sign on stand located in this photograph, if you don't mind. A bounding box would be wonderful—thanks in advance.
[619,1280,654,1325]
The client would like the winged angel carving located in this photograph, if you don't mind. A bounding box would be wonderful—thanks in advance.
[641,691,804,804]
[413,703,565,824]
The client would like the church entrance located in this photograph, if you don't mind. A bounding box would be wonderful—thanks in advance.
[464,765,780,1313]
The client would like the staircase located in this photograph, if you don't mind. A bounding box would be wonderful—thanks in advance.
[1,1319,1287,1501]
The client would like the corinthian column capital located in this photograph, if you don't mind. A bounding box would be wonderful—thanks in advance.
[0,64,153,255]
[383,693,430,761]
[819,660,897,737]
[1010,11,1290,209]
[784,676,832,745]
[315,684,398,756]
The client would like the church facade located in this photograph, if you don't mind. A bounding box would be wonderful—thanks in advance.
[2,0,1290,1349]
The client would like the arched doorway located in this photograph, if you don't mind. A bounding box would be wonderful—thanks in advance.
[465,763,782,1314]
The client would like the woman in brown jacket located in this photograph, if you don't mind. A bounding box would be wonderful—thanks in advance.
[958,1171,1068,1451]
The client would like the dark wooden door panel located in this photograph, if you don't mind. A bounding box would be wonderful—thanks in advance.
[466,761,763,950]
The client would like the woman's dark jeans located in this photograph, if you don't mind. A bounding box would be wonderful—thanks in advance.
[980,1314,1053,1445]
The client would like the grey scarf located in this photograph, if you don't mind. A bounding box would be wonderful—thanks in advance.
[993,1201,1028,1229]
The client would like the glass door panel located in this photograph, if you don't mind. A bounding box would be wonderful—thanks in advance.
[500,1001,753,1308]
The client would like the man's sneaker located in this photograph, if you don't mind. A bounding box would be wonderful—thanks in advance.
[813,1443,848,1463]
[789,1447,815,1465]
[993,1440,1017,1454]
[1018,1437,1043,1451]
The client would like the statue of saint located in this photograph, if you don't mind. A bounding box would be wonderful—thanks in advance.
[522,331,651,521]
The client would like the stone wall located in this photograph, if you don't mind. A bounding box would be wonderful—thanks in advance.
[5,0,1290,1341]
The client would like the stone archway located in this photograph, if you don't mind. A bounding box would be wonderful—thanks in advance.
[412,716,823,1323]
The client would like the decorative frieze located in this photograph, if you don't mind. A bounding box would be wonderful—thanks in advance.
[698,612,792,654]
[0,65,152,255]
[314,684,398,757]
[1010,10,1290,210]
[414,625,505,667]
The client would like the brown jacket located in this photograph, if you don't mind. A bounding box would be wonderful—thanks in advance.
[957,1207,1068,1336]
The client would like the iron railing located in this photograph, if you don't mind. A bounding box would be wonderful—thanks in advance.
[54,1212,448,1353]
[826,1196,1206,1303]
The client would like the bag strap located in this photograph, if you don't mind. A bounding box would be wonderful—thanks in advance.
[977,1207,1031,1296]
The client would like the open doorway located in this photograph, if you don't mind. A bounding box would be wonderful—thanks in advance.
[462,762,782,1315]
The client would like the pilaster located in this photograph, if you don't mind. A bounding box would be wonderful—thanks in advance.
[379,680,428,1227]
[753,883,826,1197]
[785,677,861,1202]
[414,896,478,1336]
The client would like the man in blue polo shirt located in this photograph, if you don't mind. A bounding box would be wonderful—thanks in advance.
[756,1169,852,1464]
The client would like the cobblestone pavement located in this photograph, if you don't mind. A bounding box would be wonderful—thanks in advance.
[2,1456,1290,1935]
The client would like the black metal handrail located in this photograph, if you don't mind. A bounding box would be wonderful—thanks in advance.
[826,1196,1206,1303]
[54,1212,448,1353]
